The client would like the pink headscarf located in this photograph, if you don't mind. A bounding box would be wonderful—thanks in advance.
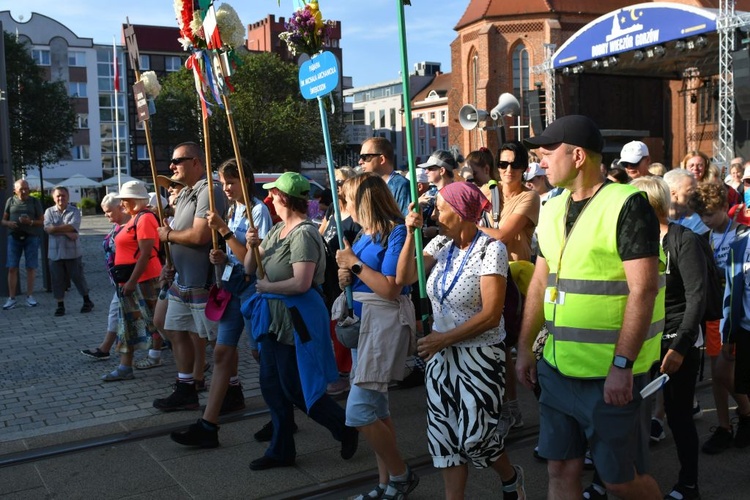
[439,182,491,223]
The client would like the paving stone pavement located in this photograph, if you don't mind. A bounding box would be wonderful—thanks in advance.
[0,215,261,446]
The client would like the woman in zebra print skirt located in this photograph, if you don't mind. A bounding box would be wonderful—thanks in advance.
[397,181,526,500]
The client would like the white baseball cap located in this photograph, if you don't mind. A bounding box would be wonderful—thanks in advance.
[524,163,545,182]
[618,141,649,165]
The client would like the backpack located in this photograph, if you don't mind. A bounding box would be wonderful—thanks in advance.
[666,224,722,322]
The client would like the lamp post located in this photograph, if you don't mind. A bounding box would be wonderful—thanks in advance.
[0,22,13,297]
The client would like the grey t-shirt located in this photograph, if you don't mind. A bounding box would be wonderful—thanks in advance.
[261,220,326,344]
[44,204,82,261]
[170,178,227,288]
[4,196,44,237]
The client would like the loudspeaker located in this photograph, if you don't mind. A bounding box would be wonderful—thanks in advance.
[459,104,488,130]
[490,93,521,120]
[527,90,546,135]
[734,49,750,119]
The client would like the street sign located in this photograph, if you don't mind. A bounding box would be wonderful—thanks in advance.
[298,51,338,100]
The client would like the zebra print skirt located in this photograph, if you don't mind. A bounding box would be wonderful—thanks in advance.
[425,343,506,469]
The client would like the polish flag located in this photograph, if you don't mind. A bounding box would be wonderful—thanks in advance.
[113,39,120,93]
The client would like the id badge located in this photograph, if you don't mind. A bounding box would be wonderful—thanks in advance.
[433,311,457,333]
[221,264,232,281]
[544,287,565,305]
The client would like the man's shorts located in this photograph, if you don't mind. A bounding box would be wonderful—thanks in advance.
[345,384,390,427]
[164,283,217,341]
[6,235,40,269]
[537,360,650,485]
[705,319,722,357]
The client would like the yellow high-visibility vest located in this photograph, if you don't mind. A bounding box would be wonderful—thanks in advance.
[537,183,664,378]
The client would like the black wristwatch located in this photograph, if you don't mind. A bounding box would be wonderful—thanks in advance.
[612,355,634,369]
[351,260,364,275]
[222,230,234,241]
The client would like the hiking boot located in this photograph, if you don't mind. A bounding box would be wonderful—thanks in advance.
[80,348,110,360]
[702,426,733,454]
[219,384,246,415]
[501,464,526,500]
[153,381,200,411]
[2,298,16,310]
[170,419,219,448]
[664,483,701,500]
[382,465,419,500]
[735,414,750,448]
[650,417,666,443]
[81,300,94,313]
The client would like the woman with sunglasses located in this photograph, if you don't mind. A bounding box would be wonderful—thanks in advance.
[479,140,540,440]
[480,141,540,263]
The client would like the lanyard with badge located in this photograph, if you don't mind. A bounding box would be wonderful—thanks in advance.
[433,231,480,333]
[546,184,606,306]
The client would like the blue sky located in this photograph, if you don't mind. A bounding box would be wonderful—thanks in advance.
[7,0,468,87]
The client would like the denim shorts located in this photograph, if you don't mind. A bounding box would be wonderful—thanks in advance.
[6,235,40,269]
[345,384,390,427]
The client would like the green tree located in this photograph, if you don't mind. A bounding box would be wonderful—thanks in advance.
[5,32,76,179]
[151,51,344,171]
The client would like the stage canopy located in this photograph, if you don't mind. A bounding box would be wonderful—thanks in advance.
[551,2,724,79]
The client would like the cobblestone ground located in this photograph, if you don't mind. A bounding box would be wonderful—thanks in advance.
[0,215,260,444]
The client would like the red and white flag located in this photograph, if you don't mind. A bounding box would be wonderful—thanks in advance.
[113,38,120,93]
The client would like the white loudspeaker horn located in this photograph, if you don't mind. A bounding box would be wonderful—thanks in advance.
[490,93,521,120]
[459,104,488,130]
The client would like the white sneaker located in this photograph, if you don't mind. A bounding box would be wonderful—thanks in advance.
[502,464,526,500]
[26,296,38,307]
[3,298,16,310]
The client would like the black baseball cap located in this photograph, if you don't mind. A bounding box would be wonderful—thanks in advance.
[524,115,604,154]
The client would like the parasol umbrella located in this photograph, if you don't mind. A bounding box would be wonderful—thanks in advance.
[57,173,103,189]
[22,175,54,190]
[101,175,139,188]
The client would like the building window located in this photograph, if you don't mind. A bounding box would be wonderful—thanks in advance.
[390,108,396,129]
[136,145,149,160]
[75,114,89,129]
[440,110,446,123]
[379,109,386,128]
[512,44,529,94]
[68,51,86,67]
[98,93,125,122]
[429,112,436,121]
[139,55,150,71]
[32,49,50,66]
[369,111,375,129]
[165,56,182,72]
[71,145,90,160]
[68,82,88,98]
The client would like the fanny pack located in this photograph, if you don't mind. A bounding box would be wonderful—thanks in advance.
[110,263,136,283]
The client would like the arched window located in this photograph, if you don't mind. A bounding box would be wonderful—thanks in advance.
[512,44,530,139]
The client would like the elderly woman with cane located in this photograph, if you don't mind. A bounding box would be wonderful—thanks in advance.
[396,181,526,500]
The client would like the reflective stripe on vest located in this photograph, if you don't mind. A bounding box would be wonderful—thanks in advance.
[537,183,664,378]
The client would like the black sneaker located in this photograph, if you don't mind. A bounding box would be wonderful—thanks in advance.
[81,301,94,313]
[735,414,750,448]
[54,306,65,317]
[340,425,359,460]
[650,417,666,443]
[80,348,110,360]
[219,385,246,415]
[664,483,700,500]
[153,381,200,411]
[702,426,733,454]
[254,420,299,442]
[170,419,219,448]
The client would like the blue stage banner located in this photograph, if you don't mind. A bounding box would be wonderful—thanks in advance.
[553,3,717,68]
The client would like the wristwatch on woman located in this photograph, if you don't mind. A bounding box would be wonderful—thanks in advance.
[351,260,365,275]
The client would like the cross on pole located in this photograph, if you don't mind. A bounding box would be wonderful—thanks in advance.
[509,115,529,140]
